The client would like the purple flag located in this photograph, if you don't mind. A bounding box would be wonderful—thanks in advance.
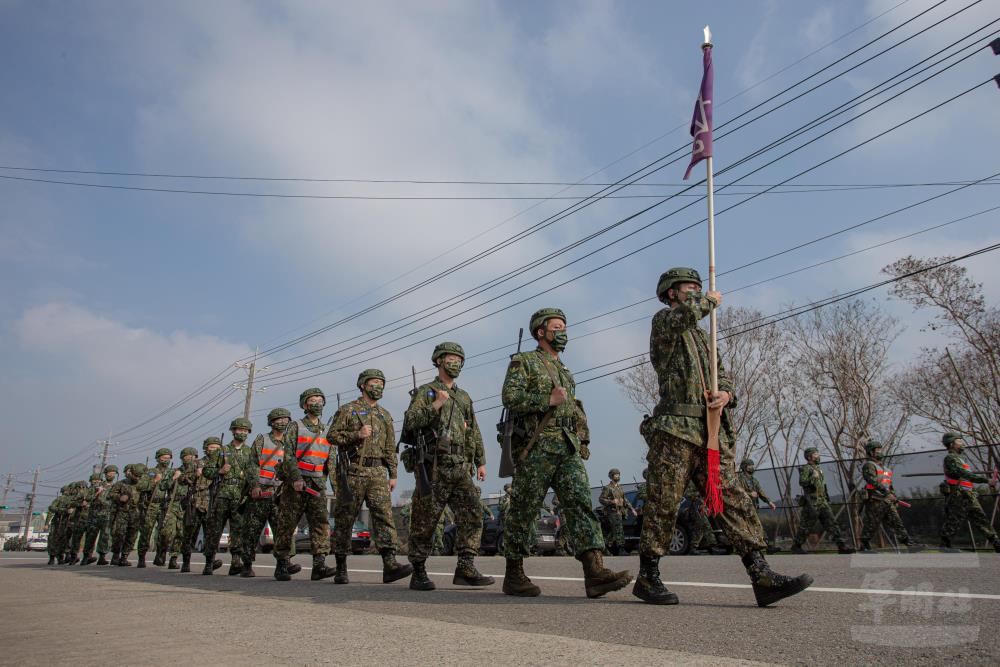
[683,45,713,180]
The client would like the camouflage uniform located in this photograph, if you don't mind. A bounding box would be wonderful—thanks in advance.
[940,450,999,548]
[202,436,254,572]
[635,271,812,606]
[859,448,911,548]
[138,457,173,565]
[240,430,287,575]
[66,481,92,563]
[328,396,399,554]
[498,486,513,526]
[273,416,332,564]
[109,466,144,565]
[181,442,218,572]
[404,377,485,561]
[432,506,455,555]
[737,462,775,552]
[793,458,847,548]
[160,453,197,567]
[45,490,70,564]
[81,469,117,564]
[599,475,634,554]
[551,493,570,555]
[682,480,718,550]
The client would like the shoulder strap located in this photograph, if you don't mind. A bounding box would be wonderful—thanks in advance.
[536,351,563,389]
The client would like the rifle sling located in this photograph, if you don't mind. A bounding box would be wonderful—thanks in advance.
[518,351,564,464]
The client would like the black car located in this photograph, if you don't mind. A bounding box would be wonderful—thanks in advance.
[293,519,371,555]
[594,490,728,556]
[442,502,559,556]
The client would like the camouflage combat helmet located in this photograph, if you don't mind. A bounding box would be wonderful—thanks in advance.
[119,466,130,478]
[131,463,148,477]
[656,267,703,303]
[356,369,386,389]
[864,440,882,456]
[431,342,465,364]
[202,436,222,451]
[299,387,325,408]
[60,484,70,494]
[504,483,512,492]
[230,417,252,431]
[89,473,101,483]
[74,480,89,489]
[179,446,198,459]
[103,464,118,474]
[154,447,172,460]
[608,468,620,477]
[803,447,819,460]
[740,458,754,470]
[267,407,291,425]
[942,431,963,448]
[529,308,567,339]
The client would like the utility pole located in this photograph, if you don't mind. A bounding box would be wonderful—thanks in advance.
[22,467,39,540]
[234,346,267,419]
[1,473,14,508]
[93,434,115,474]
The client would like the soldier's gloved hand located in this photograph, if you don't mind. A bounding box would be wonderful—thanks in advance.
[549,387,568,406]
[432,390,450,410]
[293,480,305,492]
[172,470,181,481]
[707,391,731,409]
[358,424,373,439]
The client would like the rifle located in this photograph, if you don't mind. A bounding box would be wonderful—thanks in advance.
[337,412,356,505]
[409,365,433,496]
[497,328,524,478]
[207,432,226,516]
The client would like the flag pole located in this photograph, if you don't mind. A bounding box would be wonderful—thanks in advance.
[703,25,719,395]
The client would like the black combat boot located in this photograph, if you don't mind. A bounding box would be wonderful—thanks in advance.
[708,545,729,555]
[118,554,131,566]
[579,549,633,599]
[96,553,109,566]
[310,555,336,581]
[409,559,436,591]
[381,548,413,583]
[859,539,875,553]
[109,552,120,566]
[212,558,223,570]
[57,554,67,564]
[79,552,91,566]
[65,552,79,565]
[228,554,242,576]
[240,557,255,578]
[743,550,813,607]
[992,538,1000,554]
[632,554,679,605]
[790,543,807,554]
[287,562,302,574]
[202,553,215,575]
[153,550,166,567]
[902,540,926,553]
[453,554,495,586]
[502,558,540,597]
[168,556,179,570]
[47,555,56,565]
[180,554,191,573]
[136,552,146,568]
[274,559,292,581]
[334,554,349,584]
[837,541,856,555]
[938,536,961,553]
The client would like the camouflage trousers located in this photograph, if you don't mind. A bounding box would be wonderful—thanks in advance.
[137,500,164,555]
[47,516,66,557]
[639,430,766,557]
[794,499,844,545]
[159,502,185,556]
[68,515,88,556]
[605,511,625,549]
[204,495,246,558]
[555,512,570,554]
[83,512,112,555]
[686,507,717,548]
[182,507,210,557]
[110,508,141,557]
[860,499,909,542]
[503,438,604,560]
[940,489,998,543]
[408,462,482,561]
[240,493,278,562]
[273,483,329,560]
[333,467,397,555]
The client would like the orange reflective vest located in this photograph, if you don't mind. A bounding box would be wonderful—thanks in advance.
[257,435,285,487]
[865,466,893,491]
[295,420,331,479]
[946,461,974,489]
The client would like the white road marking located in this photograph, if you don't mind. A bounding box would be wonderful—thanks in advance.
[6,555,1000,600]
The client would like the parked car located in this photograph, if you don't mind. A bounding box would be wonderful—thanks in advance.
[443,503,558,556]
[593,490,729,556]
[293,519,370,554]
[194,527,230,553]
[27,537,48,552]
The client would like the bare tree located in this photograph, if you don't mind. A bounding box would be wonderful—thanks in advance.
[614,355,659,416]
[884,256,1000,470]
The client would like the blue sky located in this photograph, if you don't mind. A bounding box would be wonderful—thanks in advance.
[2,0,999,505]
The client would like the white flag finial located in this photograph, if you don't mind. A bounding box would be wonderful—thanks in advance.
[703,25,712,48]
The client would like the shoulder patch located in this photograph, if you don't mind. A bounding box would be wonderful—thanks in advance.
[507,359,521,369]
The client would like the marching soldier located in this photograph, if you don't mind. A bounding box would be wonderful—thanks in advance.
[859,440,923,553]
[201,417,254,575]
[160,447,198,569]
[45,486,71,565]
[272,388,336,582]
[432,506,455,556]
[939,432,999,552]
[738,458,778,554]
[498,483,513,527]
[63,481,90,565]
[240,408,291,578]
[328,369,411,585]
[181,438,224,574]
[137,448,173,568]
[109,464,146,566]
[599,468,635,555]
[636,268,811,606]
[683,479,726,555]
[403,343,492,590]
[501,309,631,598]
[80,465,118,566]
[791,447,855,554]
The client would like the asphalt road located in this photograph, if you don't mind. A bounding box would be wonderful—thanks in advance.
[2,550,998,666]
